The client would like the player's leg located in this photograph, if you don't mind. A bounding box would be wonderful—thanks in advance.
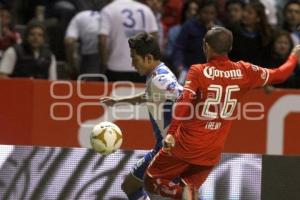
[122,150,157,200]
[121,173,148,200]
[181,164,214,200]
[144,149,190,199]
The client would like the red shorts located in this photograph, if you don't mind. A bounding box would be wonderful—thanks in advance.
[146,149,214,188]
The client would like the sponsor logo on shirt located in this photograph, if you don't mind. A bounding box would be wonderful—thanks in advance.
[166,82,177,93]
[203,66,243,80]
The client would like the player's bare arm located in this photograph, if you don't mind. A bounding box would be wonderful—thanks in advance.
[100,92,146,107]
[99,34,108,74]
[64,37,79,78]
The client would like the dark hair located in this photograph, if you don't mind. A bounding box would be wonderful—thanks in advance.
[180,0,198,24]
[284,0,300,14]
[225,0,245,10]
[24,20,48,43]
[246,0,273,47]
[273,29,294,54]
[128,32,161,60]
[197,0,218,12]
[283,0,300,31]
[0,4,15,30]
[204,26,233,54]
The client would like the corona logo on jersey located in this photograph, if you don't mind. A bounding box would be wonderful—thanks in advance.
[203,66,243,80]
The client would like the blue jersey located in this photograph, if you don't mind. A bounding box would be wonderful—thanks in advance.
[145,63,182,150]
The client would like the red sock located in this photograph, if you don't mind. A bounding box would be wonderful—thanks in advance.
[144,174,183,199]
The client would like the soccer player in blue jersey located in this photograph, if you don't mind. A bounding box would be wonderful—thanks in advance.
[100,32,182,200]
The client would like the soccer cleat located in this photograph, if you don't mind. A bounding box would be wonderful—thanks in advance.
[182,185,199,200]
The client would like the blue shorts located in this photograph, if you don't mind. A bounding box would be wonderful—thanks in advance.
[131,149,157,181]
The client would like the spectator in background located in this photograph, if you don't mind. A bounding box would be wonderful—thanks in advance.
[263,29,300,88]
[14,0,43,24]
[260,0,278,26]
[0,0,15,9]
[282,0,300,46]
[0,21,57,80]
[0,5,21,59]
[228,0,273,66]
[275,0,290,25]
[48,0,77,61]
[98,0,158,83]
[172,0,219,84]
[263,30,293,67]
[64,1,102,80]
[144,0,165,53]
[74,0,110,11]
[224,0,245,26]
[161,0,184,35]
[164,0,199,67]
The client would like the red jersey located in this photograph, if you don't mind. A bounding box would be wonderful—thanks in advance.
[168,55,298,165]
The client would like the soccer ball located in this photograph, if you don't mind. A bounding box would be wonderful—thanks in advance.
[90,121,123,155]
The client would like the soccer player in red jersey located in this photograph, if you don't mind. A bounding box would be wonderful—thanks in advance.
[143,26,300,200]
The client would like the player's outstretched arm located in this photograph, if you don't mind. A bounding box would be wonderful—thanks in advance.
[163,89,195,151]
[167,89,194,135]
[267,45,300,84]
[99,92,147,107]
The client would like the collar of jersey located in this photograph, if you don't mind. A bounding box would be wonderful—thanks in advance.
[208,55,229,62]
[147,62,165,80]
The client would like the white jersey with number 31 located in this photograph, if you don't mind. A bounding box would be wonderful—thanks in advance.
[99,0,158,72]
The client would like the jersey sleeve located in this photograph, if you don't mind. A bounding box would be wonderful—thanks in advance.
[151,74,182,101]
[65,14,79,39]
[183,65,200,95]
[242,62,269,88]
[0,47,17,75]
[98,10,111,35]
[144,7,159,33]
[267,55,298,84]
[242,54,298,88]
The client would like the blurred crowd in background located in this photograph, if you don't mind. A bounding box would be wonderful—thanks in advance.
[0,0,299,88]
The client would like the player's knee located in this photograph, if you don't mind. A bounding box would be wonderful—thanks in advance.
[121,174,142,196]
[121,179,130,195]
[143,174,156,194]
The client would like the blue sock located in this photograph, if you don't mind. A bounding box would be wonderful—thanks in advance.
[127,187,149,200]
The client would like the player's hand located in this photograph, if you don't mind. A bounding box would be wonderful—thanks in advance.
[99,97,118,106]
[291,44,300,59]
[163,134,175,152]
[263,85,275,94]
